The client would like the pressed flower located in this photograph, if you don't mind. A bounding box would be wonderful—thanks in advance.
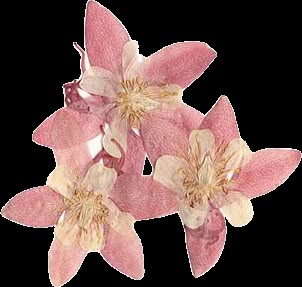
[77,1,214,159]
[2,163,144,286]
[153,96,301,277]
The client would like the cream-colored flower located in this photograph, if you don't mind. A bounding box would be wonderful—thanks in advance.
[154,129,253,229]
[47,163,134,251]
[80,40,182,158]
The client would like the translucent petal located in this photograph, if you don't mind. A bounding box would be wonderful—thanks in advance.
[81,163,117,195]
[47,166,77,198]
[153,155,188,195]
[221,193,254,227]
[189,129,215,157]
[179,202,209,229]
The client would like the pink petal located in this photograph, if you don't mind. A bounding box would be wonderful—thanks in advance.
[33,108,100,149]
[54,143,92,178]
[185,208,226,278]
[1,186,64,228]
[111,174,178,220]
[123,130,146,175]
[143,42,216,88]
[141,104,203,165]
[101,226,144,279]
[85,1,130,73]
[200,96,239,144]
[48,236,87,287]
[235,149,301,198]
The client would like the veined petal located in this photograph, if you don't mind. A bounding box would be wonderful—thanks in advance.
[142,42,216,88]
[48,236,87,287]
[200,96,239,145]
[81,163,117,195]
[101,225,144,279]
[54,213,80,247]
[153,155,188,195]
[224,137,252,171]
[33,108,100,149]
[234,148,301,198]
[111,174,178,220]
[1,186,64,228]
[221,193,254,227]
[122,40,141,80]
[185,208,226,278]
[80,66,119,97]
[179,202,209,229]
[189,129,215,156]
[103,117,128,158]
[85,1,130,73]
[47,166,77,198]
[104,199,135,237]
[79,222,105,251]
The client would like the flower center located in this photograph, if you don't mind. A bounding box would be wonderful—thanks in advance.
[179,144,239,208]
[116,78,180,127]
[64,188,109,230]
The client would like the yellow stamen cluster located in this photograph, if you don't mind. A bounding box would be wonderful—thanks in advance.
[64,188,109,230]
[117,78,180,127]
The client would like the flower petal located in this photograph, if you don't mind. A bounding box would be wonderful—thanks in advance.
[141,104,203,165]
[235,149,301,198]
[33,108,100,149]
[143,42,216,88]
[104,199,135,237]
[153,155,188,195]
[80,66,119,97]
[54,216,80,247]
[103,117,128,158]
[180,202,209,229]
[224,137,252,171]
[101,225,144,279]
[189,129,215,156]
[54,143,92,179]
[48,236,87,287]
[85,1,130,73]
[221,193,253,227]
[1,187,64,228]
[111,174,178,220]
[79,223,105,251]
[200,96,239,144]
[185,208,226,278]
[122,40,141,80]
[123,130,146,175]
[47,166,76,198]
[81,163,117,195]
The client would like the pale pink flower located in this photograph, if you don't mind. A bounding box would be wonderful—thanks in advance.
[78,1,214,159]
[2,162,145,286]
[152,96,301,277]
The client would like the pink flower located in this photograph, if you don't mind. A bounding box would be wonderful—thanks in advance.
[152,96,301,277]
[79,1,214,158]
[2,163,145,286]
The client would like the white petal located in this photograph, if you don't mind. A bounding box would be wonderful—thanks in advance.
[81,163,117,196]
[189,129,215,157]
[153,155,188,195]
[179,202,209,229]
[105,199,135,237]
[80,66,119,97]
[122,40,141,80]
[102,117,128,158]
[79,223,105,251]
[47,166,77,198]
[54,213,80,247]
[221,193,254,227]
[224,138,252,171]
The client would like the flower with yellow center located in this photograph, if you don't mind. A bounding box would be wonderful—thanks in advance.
[154,129,254,229]
[47,163,134,251]
[80,40,182,158]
